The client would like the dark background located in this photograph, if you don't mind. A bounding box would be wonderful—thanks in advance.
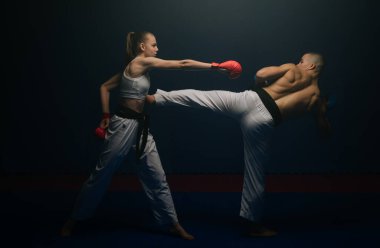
[3,0,379,175]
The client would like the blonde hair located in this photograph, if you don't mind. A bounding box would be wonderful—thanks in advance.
[125,31,153,65]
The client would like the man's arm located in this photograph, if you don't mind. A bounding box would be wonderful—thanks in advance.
[313,95,332,138]
[255,63,294,86]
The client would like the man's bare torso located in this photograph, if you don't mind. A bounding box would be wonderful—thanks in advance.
[263,64,320,120]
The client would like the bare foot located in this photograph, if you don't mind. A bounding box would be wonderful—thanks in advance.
[247,222,277,237]
[169,222,194,240]
[145,95,156,105]
[60,219,77,237]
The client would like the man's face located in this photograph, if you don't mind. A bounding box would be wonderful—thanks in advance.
[298,54,314,70]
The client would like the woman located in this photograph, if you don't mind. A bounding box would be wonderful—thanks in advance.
[60,31,241,240]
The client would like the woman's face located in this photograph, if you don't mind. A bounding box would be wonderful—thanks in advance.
[141,33,158,57]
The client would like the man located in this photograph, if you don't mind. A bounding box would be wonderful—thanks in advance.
[146,52,331,236]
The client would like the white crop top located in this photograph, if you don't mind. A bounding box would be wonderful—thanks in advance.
[119,72,150,100]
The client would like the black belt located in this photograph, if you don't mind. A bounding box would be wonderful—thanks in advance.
[115,108,149,159]
[251,87,282,126]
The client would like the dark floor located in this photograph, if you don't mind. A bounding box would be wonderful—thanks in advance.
[2,190,380,248]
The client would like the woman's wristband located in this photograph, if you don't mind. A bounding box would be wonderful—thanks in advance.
[102,113,111,119]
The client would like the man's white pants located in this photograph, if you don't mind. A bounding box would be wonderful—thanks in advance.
[155,89,275,222]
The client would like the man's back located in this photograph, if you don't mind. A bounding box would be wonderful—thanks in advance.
[263,63,320,120]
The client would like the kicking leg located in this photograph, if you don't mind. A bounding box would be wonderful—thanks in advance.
[152,89,252,119]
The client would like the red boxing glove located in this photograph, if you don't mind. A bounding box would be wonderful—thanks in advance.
[95,127,106,139]
[211,60,242,79]
[95,113,110,139]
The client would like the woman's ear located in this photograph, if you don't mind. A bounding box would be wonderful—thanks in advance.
[139,42,145,52]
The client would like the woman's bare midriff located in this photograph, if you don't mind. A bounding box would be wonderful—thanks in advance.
[119,98,145,113]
